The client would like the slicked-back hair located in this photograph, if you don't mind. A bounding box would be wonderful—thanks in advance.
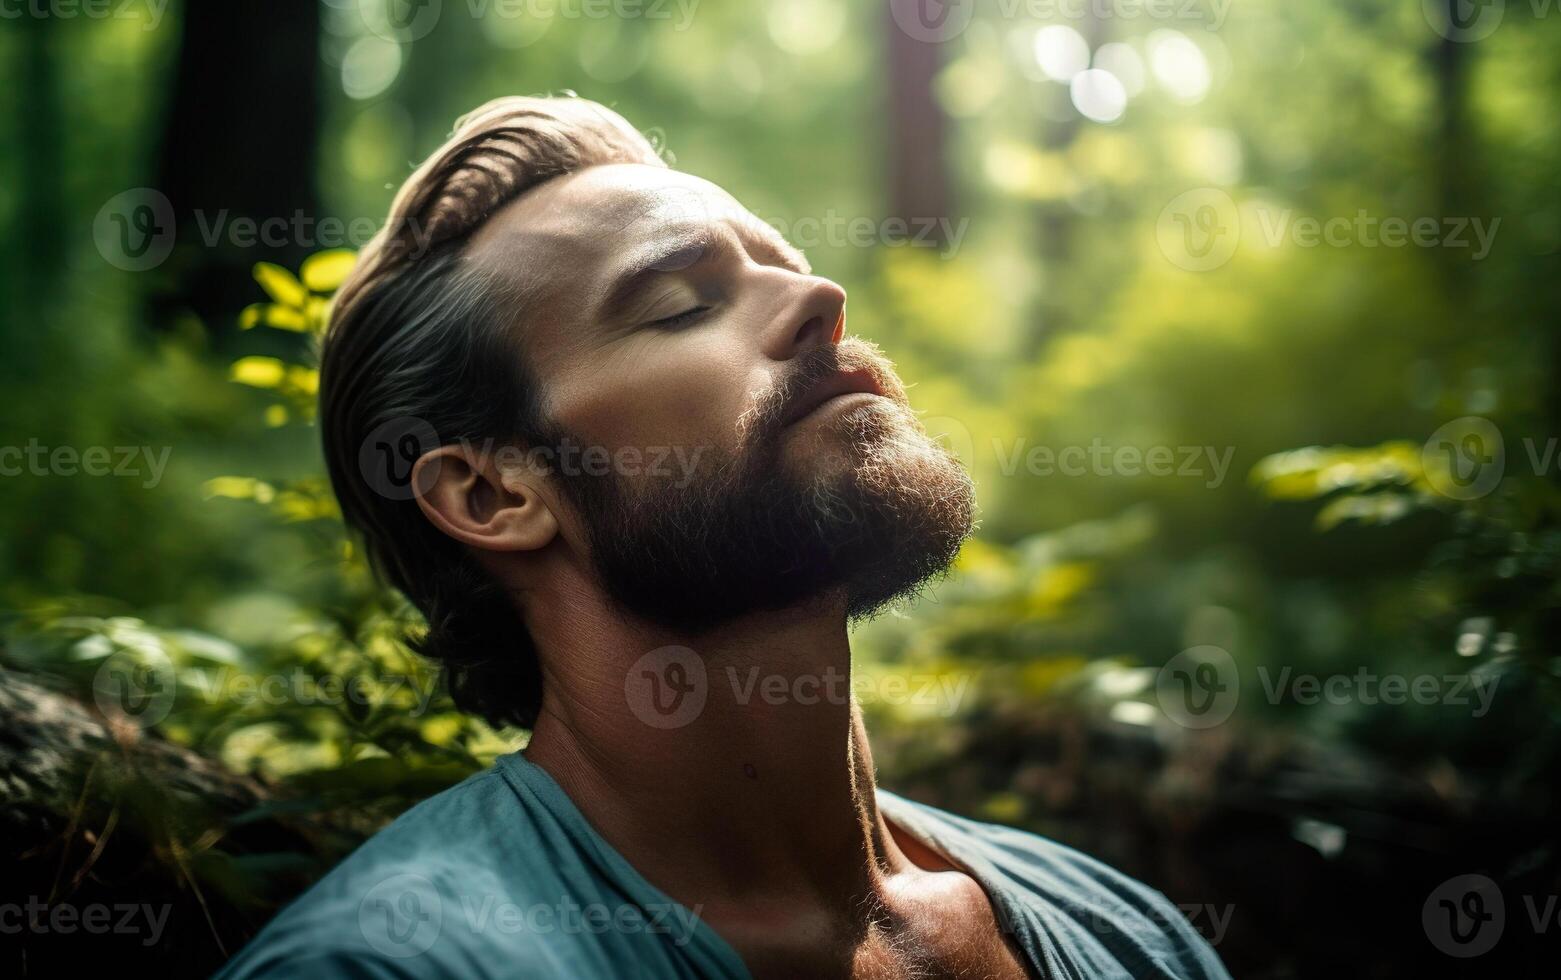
[319,96,665,728]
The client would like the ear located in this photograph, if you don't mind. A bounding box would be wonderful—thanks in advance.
[411,443,558,553]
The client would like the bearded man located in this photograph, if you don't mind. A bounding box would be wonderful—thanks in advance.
[218,96,1230,980]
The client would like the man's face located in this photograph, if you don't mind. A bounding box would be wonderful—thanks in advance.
[467,163,974,629]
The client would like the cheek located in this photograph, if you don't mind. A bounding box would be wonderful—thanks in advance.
[546,333,770,455]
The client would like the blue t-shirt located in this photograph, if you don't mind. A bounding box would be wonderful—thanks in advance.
[216,753,1229,979]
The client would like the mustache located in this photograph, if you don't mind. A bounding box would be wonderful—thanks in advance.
[741,338,908,445]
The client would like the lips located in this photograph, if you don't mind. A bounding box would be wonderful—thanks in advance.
[782,368,887,427]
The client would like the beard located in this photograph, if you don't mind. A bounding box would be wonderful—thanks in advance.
[545,338,976,632]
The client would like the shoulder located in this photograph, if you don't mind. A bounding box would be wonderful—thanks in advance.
[216,766,574,979]
[881,791,1231,980]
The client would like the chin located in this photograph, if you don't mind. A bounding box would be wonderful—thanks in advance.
[560,390,976,633]
[787,397,940,475]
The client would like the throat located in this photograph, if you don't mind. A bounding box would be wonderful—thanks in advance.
[516,598,1030,980]
[522,611,912,916]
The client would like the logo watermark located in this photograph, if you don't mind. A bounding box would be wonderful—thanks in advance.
[1051,893,1235,946]
[625,647,975,729]
[191,668,442,716]
[1157,188,1240,272]
[93,188,175,272]
[1423,874,1561,957]
[360,873,444,958]
[887,0,1228,43]
[1423,874,1504,957]
[0,0,168,29]
[994,438,1234,489]
[1157,189,1501,272]
[92,189,432,272]
[888,0,977,43]
[625,645,709,729]
[0,898,171,946]
[357,872,705,958]
[1420,0,1561,42]
[1156,645,1239,728]
[359,418,713,502]
[759,211,969,259]
[1153,646,1502,729]
[1419,416,1561,501]
[1257,666,1498,718]
[92,646,177,726]
[357,0,701,43]
[92,655,450,727]
[0,441,171,488]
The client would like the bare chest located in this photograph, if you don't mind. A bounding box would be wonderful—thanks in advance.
[844,920,1032,980]
[728,883,1033,980]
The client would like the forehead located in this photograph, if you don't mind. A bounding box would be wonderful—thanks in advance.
[465,163,752,294]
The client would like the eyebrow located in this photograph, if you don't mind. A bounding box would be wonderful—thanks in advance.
[596,211,815,325]
[598,230,717,324]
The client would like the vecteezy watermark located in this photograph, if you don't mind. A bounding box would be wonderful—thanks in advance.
[1153,646,1502,729]
[723,665,972,717]
[1422,416,1505,500]
[1001,0,1230,29]
[357,0,701,43]
[1256,666,1499,718]
[184,668,443,717]
[457,896,703,947]
[360,417,443,502]
[623,647,973,729]
[757,211,970,259]
[93,188,175,273]
[358,419,714,502]
[1421,0,1561,43]
[0,898,172,946]
[189,210,420,253]
[625,646,709,729]
[0,0,169,30]
[93,645,177,726]
[92,653,448,727]
[1249,209,1500,260]
[92,189,433,272]
[466,0,700,27]
[1155,645,1240,728]
[653,183,972,259]
[1156,188,1241,272]
[357,872,705,958]
[1420,416,1561,501]
[1156,188,1502,272]
[888,0,977,44]
[1424,874,1561,957]
[1050,894,1235,946]
[359,873,444,958]
[887,0,1228,43]
[1424,874,1505,957]
[0,441,171,488]
[993,438,1235,489]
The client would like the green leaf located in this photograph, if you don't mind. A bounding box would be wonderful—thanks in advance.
[253,262,307,308]
[240,302,310,332]
[203,476,276,503]
[300,249,357,294]
[1316,492,1417,530]
[230,356,287,389]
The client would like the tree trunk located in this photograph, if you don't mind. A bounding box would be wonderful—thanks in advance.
[150,0,322,333]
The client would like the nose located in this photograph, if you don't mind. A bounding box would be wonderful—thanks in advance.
[763,275,847,360]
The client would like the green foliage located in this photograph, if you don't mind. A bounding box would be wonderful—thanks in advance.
[3,256,518,936]
[5,3,1561,972]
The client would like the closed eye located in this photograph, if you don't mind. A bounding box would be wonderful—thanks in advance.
[648,305,711,330]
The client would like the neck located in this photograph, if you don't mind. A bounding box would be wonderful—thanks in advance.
[519,572,913,922]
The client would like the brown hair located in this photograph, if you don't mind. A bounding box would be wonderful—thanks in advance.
[319,96,663,728]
